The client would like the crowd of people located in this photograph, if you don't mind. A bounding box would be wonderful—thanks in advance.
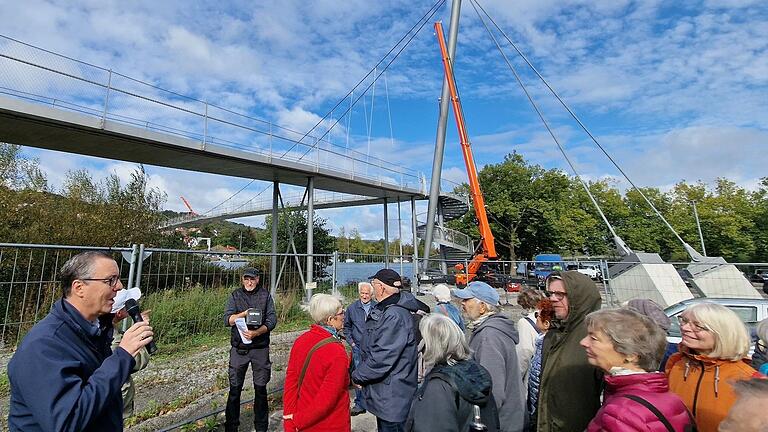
[5,251,768,432]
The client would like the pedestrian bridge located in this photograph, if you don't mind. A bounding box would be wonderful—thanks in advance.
[0,35,425,200]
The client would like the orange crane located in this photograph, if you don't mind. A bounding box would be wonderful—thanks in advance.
[180,196,197,216]
[435,21,501,288]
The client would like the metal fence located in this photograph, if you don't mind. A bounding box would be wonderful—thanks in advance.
[2,242,767,349]
[0,243,419,349]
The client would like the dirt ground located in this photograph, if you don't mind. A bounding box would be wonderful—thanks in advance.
[0,287,524,431]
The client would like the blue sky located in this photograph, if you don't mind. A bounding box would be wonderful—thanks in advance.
[1,0,766,241]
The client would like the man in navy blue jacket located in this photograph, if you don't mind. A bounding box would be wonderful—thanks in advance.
[8,251,154,432]
[351,268,421,432]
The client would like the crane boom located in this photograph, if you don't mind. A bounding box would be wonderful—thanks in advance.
[180,196,197,215]
[435,21,498,285]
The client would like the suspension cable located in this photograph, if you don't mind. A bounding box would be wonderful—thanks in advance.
[215,0,446,214]
[471,0,693,253]
[469,0,625,245]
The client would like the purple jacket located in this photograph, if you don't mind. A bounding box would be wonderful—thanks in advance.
[587,372,692,432]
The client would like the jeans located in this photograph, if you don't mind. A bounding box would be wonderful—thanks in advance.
[377,417,406,432]
[352,345,365,409]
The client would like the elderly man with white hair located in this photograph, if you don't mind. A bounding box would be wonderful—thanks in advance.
[344,281,377,416]
[432,284,465,331]
[453,280,525,432]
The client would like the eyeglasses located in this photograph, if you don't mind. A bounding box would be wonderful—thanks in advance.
[335,310,345,317]
[243,276,258,281]
[678,316,711,333]
[545,290,567,300]
[81,275,122,288]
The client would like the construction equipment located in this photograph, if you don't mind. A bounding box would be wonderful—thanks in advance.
[180,196,197,216]
[435,21,514,289]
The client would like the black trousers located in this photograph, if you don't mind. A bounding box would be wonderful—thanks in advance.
[225,347,271,432]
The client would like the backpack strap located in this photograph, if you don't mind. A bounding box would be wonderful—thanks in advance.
[428,371,461,410]
[621,395,675,432]
[298,337,339,393]
[524,316,541,334]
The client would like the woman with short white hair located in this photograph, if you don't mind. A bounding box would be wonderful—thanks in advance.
[432,284,465,331]
[666,302,757,432]
[283,294,351,431]
[406,313,499,432]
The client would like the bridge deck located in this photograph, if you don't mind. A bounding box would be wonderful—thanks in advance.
[0,95,426,200]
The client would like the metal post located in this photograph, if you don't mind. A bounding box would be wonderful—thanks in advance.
[332,250,338,297]
[269,123,273,159]
[397,199,404,276]
[134,244,146,289]
[101,69,113,129]
[306,177,315,302]
[411,197,420,292]
[383,198,389,269]
[422,0,463,271]
[126,244,139,289]
[271,180,279,296]
[692,200,706,256]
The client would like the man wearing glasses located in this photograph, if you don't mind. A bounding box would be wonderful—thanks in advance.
[8,251,154,432]
[223,268,277,432]
[536,271,603,432]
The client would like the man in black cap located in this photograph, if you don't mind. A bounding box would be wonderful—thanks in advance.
[223,268,277,432]
[352,268,424,432]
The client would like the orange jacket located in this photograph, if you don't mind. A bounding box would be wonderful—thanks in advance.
[665,349,756,432]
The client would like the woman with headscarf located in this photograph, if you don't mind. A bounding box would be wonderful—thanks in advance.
[624,298,676,370]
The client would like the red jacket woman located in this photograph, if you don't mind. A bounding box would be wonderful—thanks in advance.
[283,294,350,432]
[587,372,692,432]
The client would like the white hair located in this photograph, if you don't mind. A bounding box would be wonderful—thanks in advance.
[432,284,451,303]
[309,293,342,324]
[358,282,373,293]
[684,302,751,360]
[420,313,470,366]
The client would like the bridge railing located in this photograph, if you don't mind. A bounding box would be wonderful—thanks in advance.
[0,35,425,192]
[161,190,377,228]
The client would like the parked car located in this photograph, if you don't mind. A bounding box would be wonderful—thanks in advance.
[664,297,768,355]
[749,270,768,283]
[577,264,602,281]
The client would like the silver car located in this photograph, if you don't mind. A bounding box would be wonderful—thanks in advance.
[665,298,768,351]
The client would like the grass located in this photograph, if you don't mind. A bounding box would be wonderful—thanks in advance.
[140,284,314,362]
[0,371,9,398]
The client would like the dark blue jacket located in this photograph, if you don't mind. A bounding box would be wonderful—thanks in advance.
[343,298,377,347]
[352,291,420,423]
[8,299,135,432]
[224,285,277,350]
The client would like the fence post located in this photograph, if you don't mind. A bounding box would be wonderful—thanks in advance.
[601,259,614,307]
[126,244,139,289]
[135,244,146,289]
[332,251,338,297]
[101,69,112,129]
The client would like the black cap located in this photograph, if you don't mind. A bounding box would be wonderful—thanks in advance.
[369,268,402,288]
[243,268,261,277]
